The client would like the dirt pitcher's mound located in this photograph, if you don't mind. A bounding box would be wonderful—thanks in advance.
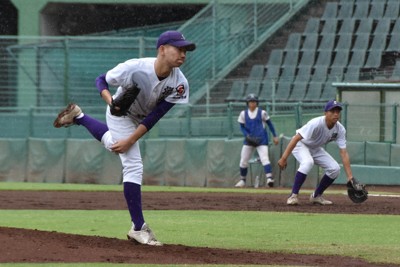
[0,226,396,266]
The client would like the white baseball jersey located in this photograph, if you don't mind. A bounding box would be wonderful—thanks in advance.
[297,116,346,149]
[106,57,189,125]
[237,107,270,126]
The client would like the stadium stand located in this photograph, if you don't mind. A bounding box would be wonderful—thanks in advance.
[221,0,400,103]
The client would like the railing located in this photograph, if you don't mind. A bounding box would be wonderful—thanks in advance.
[1,102,399,143]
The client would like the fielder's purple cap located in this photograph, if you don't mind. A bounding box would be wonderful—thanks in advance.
[324,100,343,111]
[156,30,196,51]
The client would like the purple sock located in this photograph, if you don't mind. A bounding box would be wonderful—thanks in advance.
[314,174,335,196]
[124,182,145,231]
[292,171,307,194]
[75,114,108,142]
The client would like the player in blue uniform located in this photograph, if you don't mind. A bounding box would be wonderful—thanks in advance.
[235,94,279,188]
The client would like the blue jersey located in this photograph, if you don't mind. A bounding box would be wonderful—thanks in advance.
[243,108,268,146]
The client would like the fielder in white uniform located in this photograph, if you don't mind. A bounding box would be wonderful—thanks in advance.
[278,100,355,205]
[53,30,196,245]
[235,94,279,188]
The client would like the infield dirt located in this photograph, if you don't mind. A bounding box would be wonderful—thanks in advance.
[1,185,399,266]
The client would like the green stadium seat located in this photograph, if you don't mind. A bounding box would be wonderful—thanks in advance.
[352,33,370,51]
[368,1,385,19]
[321,2,338,20]
[353,2,370,20]
[338,18,356,35]
[321,19,338,36]
[311,65,329,82]
[318,34,335,51]
[303,18,320,34]
[331,50,350,68]
[288,82,307,101]
[298,50,316,68]
[363,50,382,70]
[225,80,245,102]
[337,2,354,19]
[384,0,400,19]
[356,18,373,35]
[373,18,391,36]
[266,49,283,67]
[259,80,274,102]
[335,34,353,52]
[304,81,323,101]
[369,33,387,52]
[348,49,367,68]
[284,33,302,51]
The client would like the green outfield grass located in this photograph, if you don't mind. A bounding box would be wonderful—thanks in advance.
[1,182,399,266]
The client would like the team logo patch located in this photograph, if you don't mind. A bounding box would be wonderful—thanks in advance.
[329,133,338,142]
[176,84,185,96]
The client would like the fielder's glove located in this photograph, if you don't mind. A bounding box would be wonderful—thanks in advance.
[245,135,262,147]
[347,177,368,203]
[110,84,141,116]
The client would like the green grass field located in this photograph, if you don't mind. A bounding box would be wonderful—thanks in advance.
[1,182,399,266]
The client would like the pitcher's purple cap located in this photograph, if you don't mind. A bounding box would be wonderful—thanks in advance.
[156,31,196,51]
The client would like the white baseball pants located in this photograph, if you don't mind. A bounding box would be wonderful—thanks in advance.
[239,145,270,168]
[292,142,340,179]
[101,107,143,185]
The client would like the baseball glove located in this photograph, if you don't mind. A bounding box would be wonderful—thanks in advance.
[110,84,141,116]
[347,177,368,203]
[245,135,262,147]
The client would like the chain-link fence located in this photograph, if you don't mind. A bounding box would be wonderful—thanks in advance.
[1,101,398,143]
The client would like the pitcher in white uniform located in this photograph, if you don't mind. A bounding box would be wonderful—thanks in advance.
[54,30,196,245]
[278,100,357,206]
